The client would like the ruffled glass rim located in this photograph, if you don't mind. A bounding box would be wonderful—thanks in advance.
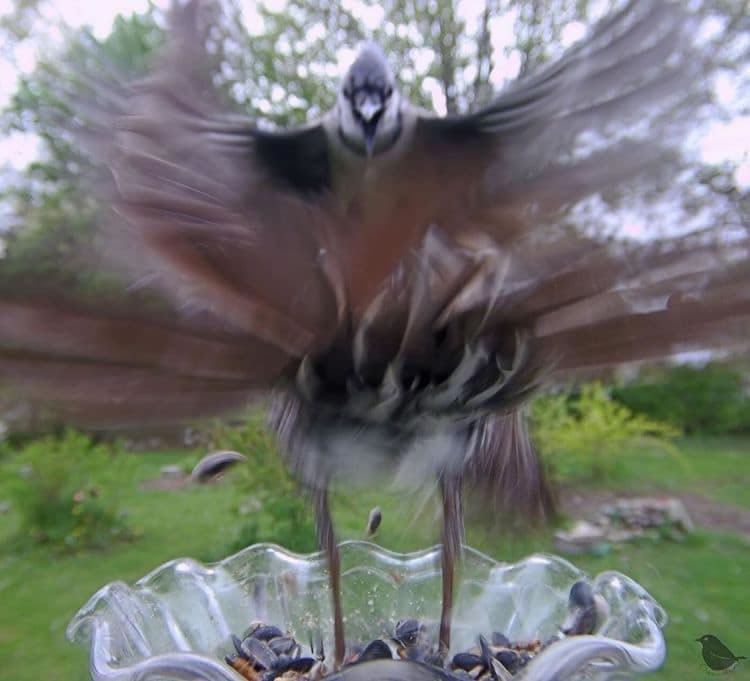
[68,541,667,681]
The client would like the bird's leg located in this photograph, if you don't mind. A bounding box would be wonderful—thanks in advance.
[439,474,463,653]
[312,485,346,669]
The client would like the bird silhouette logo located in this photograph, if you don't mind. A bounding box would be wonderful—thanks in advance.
[696,634,746,672]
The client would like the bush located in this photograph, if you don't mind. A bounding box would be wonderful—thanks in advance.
[612,364,750,435]
[531,382,680,483]
[3,429,138,553]
[209,414,317,555]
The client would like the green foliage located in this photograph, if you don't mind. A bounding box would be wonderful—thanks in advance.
[506,0,593,76]
[0,9,164,282]
[613,364,750,435]
[2,429,139,553]
[208,414,317,554]
[531,382,680,482]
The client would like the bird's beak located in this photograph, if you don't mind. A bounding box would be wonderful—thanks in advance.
[356,93,383,123]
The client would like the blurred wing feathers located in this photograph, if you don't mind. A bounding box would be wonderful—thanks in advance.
[0,297,292,426]
[0,0,346,427]
[415,0,699,236]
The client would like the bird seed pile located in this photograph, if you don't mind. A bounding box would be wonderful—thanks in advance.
[225,581,606,681]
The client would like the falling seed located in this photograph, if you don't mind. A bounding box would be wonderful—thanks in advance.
[365,507,382,537]
[190,450,246,482]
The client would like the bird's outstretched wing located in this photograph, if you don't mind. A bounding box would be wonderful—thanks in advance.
[405,0,750,376]
[409,0,704,260]
[415,0,698,202]
[0,285,299,426]
[0,0,347,427]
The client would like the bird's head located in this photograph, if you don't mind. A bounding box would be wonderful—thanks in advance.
[696,635,717,646]
[337,43,402,157]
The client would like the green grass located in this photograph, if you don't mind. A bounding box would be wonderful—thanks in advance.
[1,436,748,681]
[600,436,750,510]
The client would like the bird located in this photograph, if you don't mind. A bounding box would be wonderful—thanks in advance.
[0,0,749,670]
[696,635,746,672]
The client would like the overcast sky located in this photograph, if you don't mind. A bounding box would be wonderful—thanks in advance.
[0,0,748,189]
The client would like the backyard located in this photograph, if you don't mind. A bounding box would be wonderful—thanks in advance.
[0,0,748,679]
[1,429,748,681]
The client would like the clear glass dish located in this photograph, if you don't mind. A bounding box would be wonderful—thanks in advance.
[68,541,667,681]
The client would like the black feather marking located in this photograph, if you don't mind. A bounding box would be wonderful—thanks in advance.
[252,125,332,194]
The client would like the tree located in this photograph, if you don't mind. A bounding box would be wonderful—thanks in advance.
[1,0,747,274]
[1,7,165,284]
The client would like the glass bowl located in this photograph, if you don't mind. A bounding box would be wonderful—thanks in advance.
[67,541,667,681]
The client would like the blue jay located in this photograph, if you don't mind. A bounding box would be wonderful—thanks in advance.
[1,0,747,668]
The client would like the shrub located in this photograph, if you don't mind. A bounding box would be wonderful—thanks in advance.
[4,429,138,553]
[612,364,750,435]
[209,414,317,555]
[530,382,680,483]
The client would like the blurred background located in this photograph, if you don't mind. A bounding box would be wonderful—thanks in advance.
[0,1,748,680]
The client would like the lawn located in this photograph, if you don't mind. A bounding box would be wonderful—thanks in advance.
[0,435,748,681]
[604,437,750,510]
